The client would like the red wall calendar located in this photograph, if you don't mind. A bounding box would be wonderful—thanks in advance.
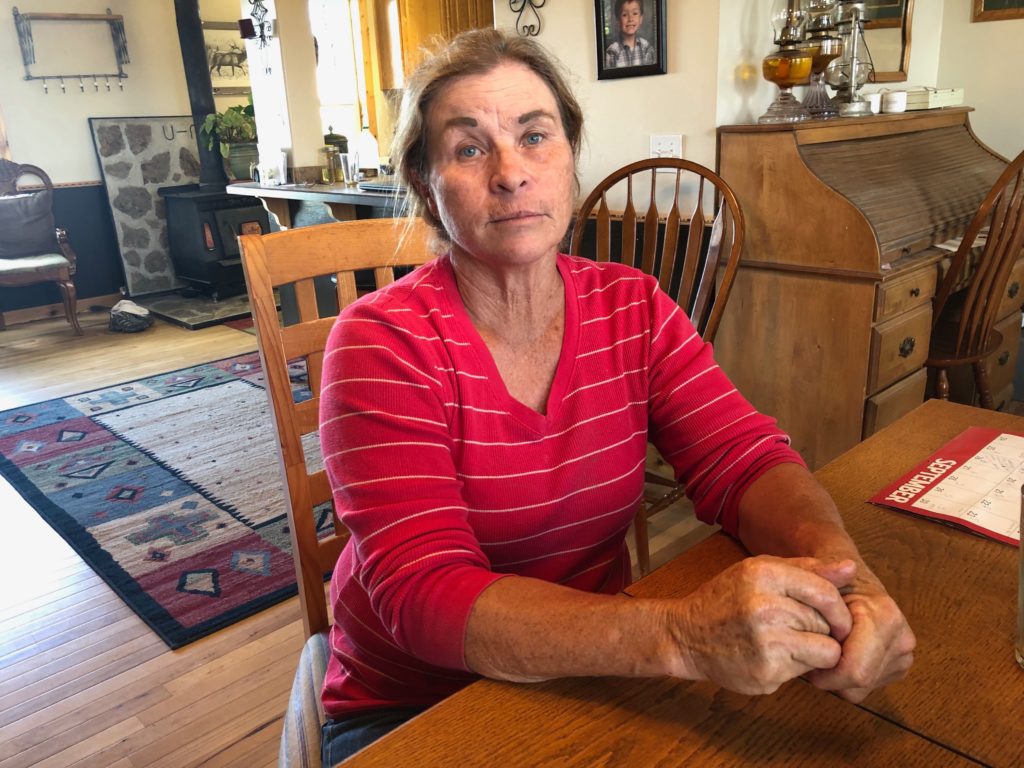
[869,427,1023,547]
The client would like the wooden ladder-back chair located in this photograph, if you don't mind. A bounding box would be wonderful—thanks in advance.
[0,159,82,334]
[238,218,434,768]
[928,148,1024,408]
[568,158,745,576]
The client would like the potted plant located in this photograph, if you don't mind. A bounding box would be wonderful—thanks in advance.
[201,102,259,181]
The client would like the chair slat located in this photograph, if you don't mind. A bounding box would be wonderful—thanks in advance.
[621,175,637,266]
[294,278,319,323]
[658,170,683,295]
[281,317,336,360]
[596,196,612,263]
[336,271,359,309]
[640,170,660,276]
[680,177,708,314]
[295,398,320,436]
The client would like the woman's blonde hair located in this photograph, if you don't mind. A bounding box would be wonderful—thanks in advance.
[391,28,584,246]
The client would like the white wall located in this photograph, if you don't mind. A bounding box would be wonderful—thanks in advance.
[1,0,197,183]
[493,0,722,196]
[492,0,956,195]
[938,0,1024,159]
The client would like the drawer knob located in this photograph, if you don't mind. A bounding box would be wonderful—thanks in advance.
[1009,282,1020,299]
[999,351,1011,366]
[898,337,916,358]
[909,287,921,297]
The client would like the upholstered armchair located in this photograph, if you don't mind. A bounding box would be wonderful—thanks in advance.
[0,159,83,334]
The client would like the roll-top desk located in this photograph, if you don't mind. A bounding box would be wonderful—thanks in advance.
[715,108,1010,469]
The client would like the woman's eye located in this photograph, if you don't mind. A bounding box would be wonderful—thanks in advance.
[458,146,479,158]
[525,132,543,146]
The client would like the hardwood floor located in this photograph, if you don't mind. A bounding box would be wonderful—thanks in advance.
[0,312,710,767]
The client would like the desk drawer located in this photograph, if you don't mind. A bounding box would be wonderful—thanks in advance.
[867,304,932,395]
[863,368,927,439]
[995,258,1024,321]
[875,264,936,322]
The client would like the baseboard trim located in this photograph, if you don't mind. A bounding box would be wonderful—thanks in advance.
[1,293,121,327]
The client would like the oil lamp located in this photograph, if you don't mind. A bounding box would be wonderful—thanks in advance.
[825,1,874,117]
[800,0,843,119]
[759,0,813,124]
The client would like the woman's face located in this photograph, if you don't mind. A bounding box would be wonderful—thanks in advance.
[422,61,576,271]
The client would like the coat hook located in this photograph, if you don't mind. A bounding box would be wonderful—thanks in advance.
[93,76,99,92]
[79,76,85,93]
[105,76,111,92]
[59,76,66,94]
[42,77,48,94]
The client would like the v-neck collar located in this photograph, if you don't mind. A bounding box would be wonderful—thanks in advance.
[439,254,579,434]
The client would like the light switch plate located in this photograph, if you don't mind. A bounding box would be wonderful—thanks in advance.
[649,134,683,166]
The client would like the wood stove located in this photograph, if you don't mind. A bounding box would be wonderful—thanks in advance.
[161,0,268,300]
[158,185,268,300]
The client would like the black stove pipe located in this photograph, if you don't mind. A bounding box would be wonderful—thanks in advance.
[173,0,230,190]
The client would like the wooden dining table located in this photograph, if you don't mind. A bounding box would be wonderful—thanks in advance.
[340,399,1023,767]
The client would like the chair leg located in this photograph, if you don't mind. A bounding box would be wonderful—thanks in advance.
[935,369,950,400]
[973,362,994,409]
[57,280,83,336]
[633,505,651,577]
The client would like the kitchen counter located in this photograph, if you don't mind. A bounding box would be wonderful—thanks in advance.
[226,180,406,228]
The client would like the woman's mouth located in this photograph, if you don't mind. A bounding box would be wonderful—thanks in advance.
[491,211,544,224]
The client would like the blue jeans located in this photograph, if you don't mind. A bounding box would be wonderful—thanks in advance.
[321,707,424,767]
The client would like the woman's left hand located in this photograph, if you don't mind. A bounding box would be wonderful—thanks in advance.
[803,581,916,702]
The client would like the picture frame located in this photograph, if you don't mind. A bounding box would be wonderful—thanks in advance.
[863,0,906,30]
[201,21,251,96]
[972,0,1024,22]
[595,0,666,81]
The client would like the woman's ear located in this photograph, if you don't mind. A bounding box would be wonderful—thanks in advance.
[410,172,438,217]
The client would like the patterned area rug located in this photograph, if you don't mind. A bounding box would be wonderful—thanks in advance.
[0,353,325,648]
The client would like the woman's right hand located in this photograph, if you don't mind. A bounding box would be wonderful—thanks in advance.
[662,556,856,695]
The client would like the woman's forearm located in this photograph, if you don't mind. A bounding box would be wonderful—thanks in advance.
[736,462,882,590]
[464,576,684,683]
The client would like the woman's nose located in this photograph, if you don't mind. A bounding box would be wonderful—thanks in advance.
[489,147,528,193]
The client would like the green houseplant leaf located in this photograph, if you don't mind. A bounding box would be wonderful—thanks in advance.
[200,104,257,155]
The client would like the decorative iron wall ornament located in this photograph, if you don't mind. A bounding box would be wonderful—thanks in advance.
[509,0,546,36]
[247,0,271,47]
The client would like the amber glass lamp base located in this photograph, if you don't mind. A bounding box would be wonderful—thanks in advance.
[759,48,813,124]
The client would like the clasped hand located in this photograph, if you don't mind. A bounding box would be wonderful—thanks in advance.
[667,555,915,701]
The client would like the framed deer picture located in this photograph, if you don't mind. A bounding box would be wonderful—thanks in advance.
[202,21,250,95]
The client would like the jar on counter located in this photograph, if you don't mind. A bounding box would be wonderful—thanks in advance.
[319,145,341,184]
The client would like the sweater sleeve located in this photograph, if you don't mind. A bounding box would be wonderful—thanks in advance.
[645,280,805,536]
[319,294,506,671]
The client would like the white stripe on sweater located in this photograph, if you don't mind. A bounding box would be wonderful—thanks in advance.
[469,457,645,514]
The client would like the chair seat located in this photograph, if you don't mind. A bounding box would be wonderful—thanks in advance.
[927,323,1003,367]
[0,252,70,276]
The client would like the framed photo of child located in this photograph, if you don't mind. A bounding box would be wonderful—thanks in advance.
[595,0,666,80]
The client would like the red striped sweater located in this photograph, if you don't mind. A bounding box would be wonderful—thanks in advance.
[319,253,802,717]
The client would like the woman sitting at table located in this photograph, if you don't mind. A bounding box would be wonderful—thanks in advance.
[317,28,916,765]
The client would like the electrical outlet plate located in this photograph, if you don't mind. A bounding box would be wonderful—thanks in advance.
[649,134,683,170]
